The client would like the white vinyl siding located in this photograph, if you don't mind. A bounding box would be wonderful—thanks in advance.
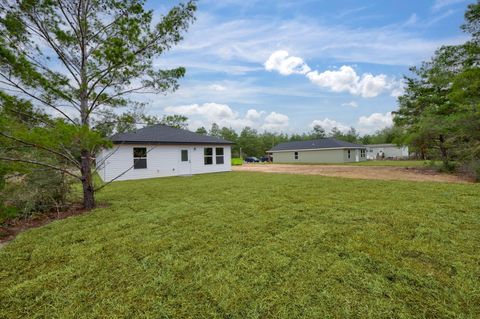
[97,144,231,182]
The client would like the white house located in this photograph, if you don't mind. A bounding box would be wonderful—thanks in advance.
[366,144,409,160]
[96,124,233,182]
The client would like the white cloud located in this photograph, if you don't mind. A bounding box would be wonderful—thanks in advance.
[164,103,287,132]
[306,66,388,98]
[342,101,358,108]
[209,84,227,91]
[161,12,467,76]
[245,109,264,121]
[310,112,394,135]
[310,118,350,134]
[264,50,311,75]
[264,51,399,98]
[432,0,467,11]
[261,111,290,131]
[164,102,236,122]
[387,80,405,98]
[357,112,393,134]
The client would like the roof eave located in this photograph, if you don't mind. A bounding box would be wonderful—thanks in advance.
[112,140,234,145]
[268,146,366,152]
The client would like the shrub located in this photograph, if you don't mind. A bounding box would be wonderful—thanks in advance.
[2,169,72,222]
[461,160,480,182]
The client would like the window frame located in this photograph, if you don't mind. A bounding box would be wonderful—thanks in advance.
[133,147,147,169]
[215,147,224,165]
[204,147,213,165]
[348,149,351,159]
[181,149,189,162]
[294,151,298,160]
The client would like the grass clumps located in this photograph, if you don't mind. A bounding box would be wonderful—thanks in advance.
[1,172,479,318]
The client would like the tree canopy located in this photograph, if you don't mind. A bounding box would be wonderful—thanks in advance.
[0,0,197,208]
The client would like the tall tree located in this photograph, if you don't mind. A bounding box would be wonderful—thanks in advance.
[311,124,326,139]
[0,0,196,209]
[160,114,188,129]
[195,127,207,135]
[394,1,480,173]
[209,123,221,137]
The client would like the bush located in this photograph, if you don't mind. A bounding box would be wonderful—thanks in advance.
[2,169,72,222]
[461,160,480,182]
[231,158,243,166]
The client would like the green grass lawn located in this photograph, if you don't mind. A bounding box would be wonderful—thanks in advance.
[1,172,479,318]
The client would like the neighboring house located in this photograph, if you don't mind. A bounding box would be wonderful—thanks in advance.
[366,144,409,160]
[96,124,233,182]
[268,138,367,163]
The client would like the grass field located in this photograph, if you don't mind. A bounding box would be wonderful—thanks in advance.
[1,172,479,318]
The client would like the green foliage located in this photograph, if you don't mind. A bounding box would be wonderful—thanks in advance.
[394,2,480,179]
[195,126,208,135]
[231,158,243,165]
[160,114,189,129]
[0,172,479,317]
[3,169,72,219]
[0,0,197,208]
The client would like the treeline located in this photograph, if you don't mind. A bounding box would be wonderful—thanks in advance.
[393,2,480,179]
[194,123,398,158]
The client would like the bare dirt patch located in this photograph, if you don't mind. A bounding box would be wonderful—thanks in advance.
[0,204,108,246]
[233,164,470,183]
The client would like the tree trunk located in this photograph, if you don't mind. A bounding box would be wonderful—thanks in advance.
[79,0,93,209]
[439,134,449,167]
[80,149,95,209]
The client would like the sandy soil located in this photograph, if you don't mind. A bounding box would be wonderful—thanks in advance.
[233,164,470,183]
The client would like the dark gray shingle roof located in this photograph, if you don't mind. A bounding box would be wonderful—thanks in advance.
[110,124,233,145]
[269,138,365,152]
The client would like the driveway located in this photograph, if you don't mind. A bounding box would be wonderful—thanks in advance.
[233,164,469,183]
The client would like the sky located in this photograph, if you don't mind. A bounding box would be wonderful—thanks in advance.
[143,0,471,134]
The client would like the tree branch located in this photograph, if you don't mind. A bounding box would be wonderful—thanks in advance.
[0,73,77,124]
[0,131,81,168]
[0,157,81,179]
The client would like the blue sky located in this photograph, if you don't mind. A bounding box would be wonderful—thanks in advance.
[144,0,471,134]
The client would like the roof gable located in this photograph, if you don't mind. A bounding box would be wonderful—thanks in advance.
[269,138,365,152]
[110,124,233,145]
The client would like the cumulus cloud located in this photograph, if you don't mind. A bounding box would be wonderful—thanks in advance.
[306,66,388,98]
[310,118,350,133]
[358,112,393,127]
[264,50,311,75]
[262,112,290,131]
[387,80,405,97]
[357,112,393,134]
[164,103,236,122]
[245,109,264,121]
[311,112,394,135]
[265,51,400,98]
[164,103,288,132]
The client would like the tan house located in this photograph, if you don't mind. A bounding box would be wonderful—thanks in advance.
[268,138,367,163]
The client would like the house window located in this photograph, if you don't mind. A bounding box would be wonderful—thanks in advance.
[361,149,366,157]
[204,147,213,165]
[181,149,188,162]
[133,147,147,169]
[348,150,351,159]
[294,151,298,160]
[216,147,224,164]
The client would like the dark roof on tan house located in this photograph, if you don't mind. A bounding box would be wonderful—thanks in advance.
[269,138,365,152]
[110,124,233,145]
